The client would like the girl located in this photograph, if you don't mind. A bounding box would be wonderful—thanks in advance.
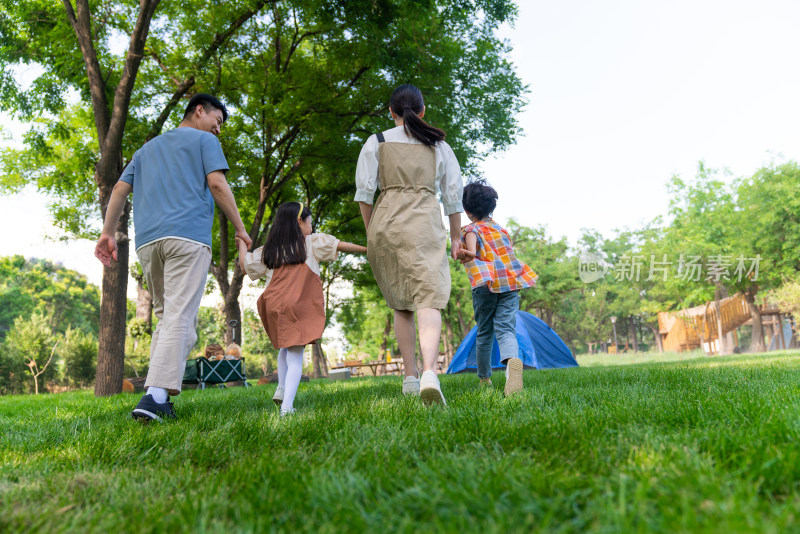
[237,201,366,416]
[355,83,463,405]
[459,179,537,396]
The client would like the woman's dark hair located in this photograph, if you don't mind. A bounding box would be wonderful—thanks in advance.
[262,202,312,269]
[462,179,498,220]
[184,93,229,122]
[389,84,445,147]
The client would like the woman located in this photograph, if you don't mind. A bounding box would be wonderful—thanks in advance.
[355,84,463,405]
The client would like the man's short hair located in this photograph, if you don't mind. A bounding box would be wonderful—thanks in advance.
[183,93,229,123]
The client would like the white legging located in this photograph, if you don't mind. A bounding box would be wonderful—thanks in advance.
[277,345,304,412]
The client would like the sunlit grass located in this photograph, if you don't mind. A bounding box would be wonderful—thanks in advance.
[2,351,800,532]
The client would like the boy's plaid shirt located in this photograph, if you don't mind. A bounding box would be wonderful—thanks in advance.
[461,219,537,292]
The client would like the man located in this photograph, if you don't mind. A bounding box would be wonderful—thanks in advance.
[95,93,252,421]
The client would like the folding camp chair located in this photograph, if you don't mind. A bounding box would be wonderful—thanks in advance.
[183,356,250,389]
[182,319,250,389]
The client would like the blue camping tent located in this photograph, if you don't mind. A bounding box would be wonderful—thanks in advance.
[447,310,578,373]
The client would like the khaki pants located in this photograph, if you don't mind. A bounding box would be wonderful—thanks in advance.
[138,239,211,395]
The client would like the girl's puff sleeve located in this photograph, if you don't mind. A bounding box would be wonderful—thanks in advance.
[310,233,340,263]
[354,134,379,204]
[242,247,268,280]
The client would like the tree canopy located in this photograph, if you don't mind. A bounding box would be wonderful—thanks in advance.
[0,255,100,341]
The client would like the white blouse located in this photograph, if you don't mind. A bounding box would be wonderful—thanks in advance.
[354,125,464,215]
[242,233,340,289]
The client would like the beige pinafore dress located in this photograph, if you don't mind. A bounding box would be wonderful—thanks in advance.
[366,133,451,311]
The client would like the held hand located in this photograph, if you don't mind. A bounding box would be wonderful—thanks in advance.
[95,234,118,266]
[235,228,253,250]
[450,239,461,261]
[458,249,476,264]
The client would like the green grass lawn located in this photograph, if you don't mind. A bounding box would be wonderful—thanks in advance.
[3,351,800,533]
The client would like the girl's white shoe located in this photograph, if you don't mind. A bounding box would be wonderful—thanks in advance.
[273,385,285,407]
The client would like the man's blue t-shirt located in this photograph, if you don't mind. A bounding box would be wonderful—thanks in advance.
[119,128,229,250]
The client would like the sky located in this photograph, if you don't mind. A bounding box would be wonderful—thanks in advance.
[485,0,800,241]
[2,0,800,297]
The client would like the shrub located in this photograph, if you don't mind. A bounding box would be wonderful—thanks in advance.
[60,328,97,387]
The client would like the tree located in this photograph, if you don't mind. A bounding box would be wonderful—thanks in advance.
[732,161,800,351]
[0,0,160,395]
[656,165,742,353]
[735,161,800,286]
[511,221,580,328]
[4,312,58,394]
[0,255,100,340]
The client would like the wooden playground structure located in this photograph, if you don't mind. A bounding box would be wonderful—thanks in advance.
[658,292,792,354]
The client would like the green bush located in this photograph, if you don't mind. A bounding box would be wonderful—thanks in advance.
[60,328,97,387]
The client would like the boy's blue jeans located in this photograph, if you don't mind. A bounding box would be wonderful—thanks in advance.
[472,286,520,379]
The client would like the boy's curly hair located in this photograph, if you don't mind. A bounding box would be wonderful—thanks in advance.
[462,178,498,220]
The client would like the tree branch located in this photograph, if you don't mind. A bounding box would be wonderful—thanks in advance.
[101,0,160,163]
[145,76,195,141]
[145,0,269,140]
[63,0,110,143]
[148,49,181,86]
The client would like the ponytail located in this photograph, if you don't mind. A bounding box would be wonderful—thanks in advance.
[390,84,445,147]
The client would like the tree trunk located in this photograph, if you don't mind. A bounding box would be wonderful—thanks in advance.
[95,183,130,397]
[745,288,766,352]
[222,290,242,345]
[545,309,554,327]
[312,342,328,378]
[648,324,664,353]
[211,212,247,346]
[629,316,639,352]
[714,288,729,355]
[778,314,787,350]
[720,286,736,351]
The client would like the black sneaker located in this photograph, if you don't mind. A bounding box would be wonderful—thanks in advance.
[131,394,176,422]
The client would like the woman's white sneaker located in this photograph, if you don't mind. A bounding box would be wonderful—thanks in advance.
[402,376,420,396]
[419,371,446,406]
